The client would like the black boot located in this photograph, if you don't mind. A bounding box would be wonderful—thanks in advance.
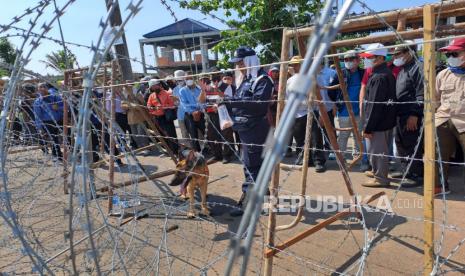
[230,192,247,217]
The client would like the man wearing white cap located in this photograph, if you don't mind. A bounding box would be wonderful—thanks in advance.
[171,70,190,148]
[359,43,397,187]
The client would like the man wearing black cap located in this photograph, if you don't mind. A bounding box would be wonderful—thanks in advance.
[391,41,424,187]
[223,46,274,216]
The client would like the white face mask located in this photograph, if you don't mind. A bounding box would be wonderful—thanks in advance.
[177,80,185,86]
[344,62,354,70]
[447,56,465,67]
[393,57,406,67]
[186,80,194,86]
[364,58,375,68]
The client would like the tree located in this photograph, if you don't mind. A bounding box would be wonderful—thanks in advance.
[40,49,77,73]
[0,38,17,76]
[178,0,323,67]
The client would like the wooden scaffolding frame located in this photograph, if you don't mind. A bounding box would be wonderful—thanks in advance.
[264,1,465,275]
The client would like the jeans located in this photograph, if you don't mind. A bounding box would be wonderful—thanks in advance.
[130,123,150,149]
[337,116,361,159]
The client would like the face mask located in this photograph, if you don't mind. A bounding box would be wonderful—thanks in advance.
[186,80,194,86]
[344,62,354,70]
[176,80,185,86]
[364,58,374,69]
[447,57,465,68]
[393,57,406,67]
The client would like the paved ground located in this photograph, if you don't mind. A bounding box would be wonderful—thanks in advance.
[0,143,464,275]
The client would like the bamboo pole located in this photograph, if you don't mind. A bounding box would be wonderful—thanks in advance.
[100,66,107,156]
[263,28,290,276]
[331,48,363,170]
[286,1,465,38]
[422,5,436,276]
[98,159,219,192]
[330,22,465,48]
[314,86,354,196]
[265,191,385,258]
[108,61,117,213]
[275,34,313,232]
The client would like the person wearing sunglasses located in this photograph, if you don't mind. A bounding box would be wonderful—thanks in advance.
[391,41,424,188]
[434,38,465,196]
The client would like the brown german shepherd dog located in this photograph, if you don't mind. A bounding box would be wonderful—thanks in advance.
[169,150,209,218]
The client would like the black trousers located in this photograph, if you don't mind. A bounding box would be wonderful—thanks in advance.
[311,112,327,165]
[115,112,136,148]
[184,112,206,152]
[43,121,62,158]
[154,116,179,154]
[289,115,307,156]
[395,115,424,177]
[323,110,336,150]
[206,112,234,159]
[91,121,120,162]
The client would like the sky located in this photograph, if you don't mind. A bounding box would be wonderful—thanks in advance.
[0,0,440,76]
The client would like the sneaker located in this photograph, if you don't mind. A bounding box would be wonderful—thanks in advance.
[390,171,404,179]
[360,163,372,172]
[434,186,451,196]
[141,150,151,156]
[315,163,326,173]
[364,171,375,178]
[328,153,336,160]
[362,179,390,188]
[399,178,423,188]
[222,156,233,164]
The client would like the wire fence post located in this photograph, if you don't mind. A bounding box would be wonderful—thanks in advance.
[422,4,436,275]
[263,27,290,276]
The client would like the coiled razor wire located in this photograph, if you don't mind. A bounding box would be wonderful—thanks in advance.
[0,0,465,275]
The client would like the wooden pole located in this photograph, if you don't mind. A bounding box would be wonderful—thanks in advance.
[285,1,465,38]
[264,191,385,258]
[108,61,117,213]
[263,28,290,276]
[105,0,134,82]
[100,66,107,156]
[275,31,313,232]
[331,48,363,169]
[423,4,436,275]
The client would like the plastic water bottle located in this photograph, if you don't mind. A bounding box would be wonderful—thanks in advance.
[112,195,121,214]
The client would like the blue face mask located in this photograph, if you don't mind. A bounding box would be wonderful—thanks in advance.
[449,66,465,74]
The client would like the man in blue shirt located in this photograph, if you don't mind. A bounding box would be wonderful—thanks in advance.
[327,51,365,163]
[33,82,64,159]
[172,70,190,148]
[313,65,338,172]
[178,76,206,152]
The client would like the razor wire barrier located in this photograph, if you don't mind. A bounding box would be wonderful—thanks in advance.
[0,0,465,275]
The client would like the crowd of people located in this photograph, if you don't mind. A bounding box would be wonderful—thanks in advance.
[6,38,465,216]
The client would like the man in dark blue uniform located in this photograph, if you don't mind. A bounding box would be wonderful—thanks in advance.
[224,46,274,216]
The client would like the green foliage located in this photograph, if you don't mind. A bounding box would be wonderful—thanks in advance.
[0,38,17,74]
[178,0,323,67]
[40,49,77,73]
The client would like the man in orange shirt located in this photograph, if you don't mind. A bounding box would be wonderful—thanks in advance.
[147,79,179,154]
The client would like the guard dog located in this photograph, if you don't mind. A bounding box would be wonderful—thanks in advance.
[169,150,209,218]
